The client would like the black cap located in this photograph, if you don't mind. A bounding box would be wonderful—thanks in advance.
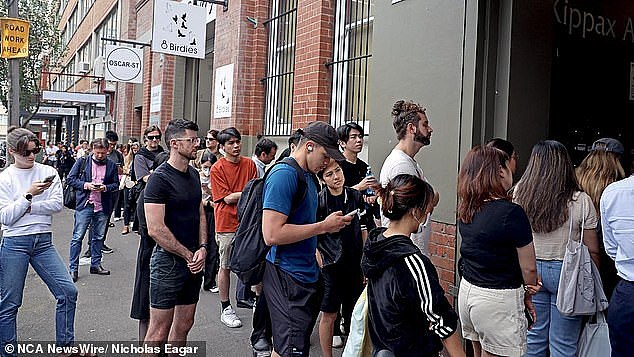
[302,121,346,161]
[591,138,624,156]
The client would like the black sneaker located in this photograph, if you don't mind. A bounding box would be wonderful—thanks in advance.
[101,244,114,254]
[81,248,91,258]
[252,338,272,357]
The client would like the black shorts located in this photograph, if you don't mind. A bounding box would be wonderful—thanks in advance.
[263,261,321,357]
[320,261,363,313]
[149,247,203,309]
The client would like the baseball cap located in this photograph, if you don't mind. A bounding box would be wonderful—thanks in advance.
[590,138,624,156]
[301,121,346,161]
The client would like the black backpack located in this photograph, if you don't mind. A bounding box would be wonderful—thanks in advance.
[230,157,317,285]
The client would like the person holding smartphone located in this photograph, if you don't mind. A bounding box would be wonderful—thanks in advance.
[0,127,77,355]
[66,138,120,282]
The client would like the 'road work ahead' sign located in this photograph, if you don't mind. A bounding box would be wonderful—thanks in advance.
[1,18,29,59]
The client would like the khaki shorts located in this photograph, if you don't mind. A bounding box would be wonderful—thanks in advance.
[215,232,235,269]
[458,278,527,357]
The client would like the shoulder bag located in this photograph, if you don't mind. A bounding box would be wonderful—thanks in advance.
[63,157,88,210]
[556,199,609,315]
[578,311,611,356]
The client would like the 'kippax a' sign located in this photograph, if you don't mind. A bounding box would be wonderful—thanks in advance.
[105,45,144,83]
[1,17,29,59]
[151,0,206,59]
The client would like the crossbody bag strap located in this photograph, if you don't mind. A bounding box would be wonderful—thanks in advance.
[579,195,585,245]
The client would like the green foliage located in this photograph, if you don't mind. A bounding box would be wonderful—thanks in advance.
[0,0,65,114]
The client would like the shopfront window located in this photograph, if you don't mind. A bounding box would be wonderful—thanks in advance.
[328,0,374,131]
[263,0,297,136]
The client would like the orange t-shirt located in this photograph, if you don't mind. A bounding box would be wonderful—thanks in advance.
[210,156,258,232]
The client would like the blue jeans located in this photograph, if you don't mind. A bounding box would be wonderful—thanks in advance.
[69,205,108,272]
[525,260,583,357]
[608,279,634,357]
[0,233,78,354]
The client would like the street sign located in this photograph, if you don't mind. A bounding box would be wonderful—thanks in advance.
[105,45,144,83]
[1,17,29,59]
[151,0,206,59]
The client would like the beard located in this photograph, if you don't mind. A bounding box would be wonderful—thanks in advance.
[413,131,431,146]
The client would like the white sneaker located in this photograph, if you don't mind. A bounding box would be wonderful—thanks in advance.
[210,286,219,293]
[332,336,344,348]
[221,306,242,328]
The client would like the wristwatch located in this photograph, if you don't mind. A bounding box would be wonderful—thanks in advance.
[24,193,33,202]
[199,243,209,250]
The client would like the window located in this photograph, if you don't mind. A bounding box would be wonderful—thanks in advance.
[77,38,92,67]
[94,7,118,58]
[262,0,298,136]
[328,0,374,130]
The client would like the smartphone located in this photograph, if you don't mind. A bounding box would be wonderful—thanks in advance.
[93,183,103,188]
[42,175,56,183]
[345,208,359,217]
[524,308,534,329]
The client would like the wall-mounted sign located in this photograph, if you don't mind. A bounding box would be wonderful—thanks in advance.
[1,18,30,58]
[214,63,233,118]
[149,114,160,126]
[150,85,162,113]
[37,107,78,116]
[105,45,144,83]
[152,0,206,59]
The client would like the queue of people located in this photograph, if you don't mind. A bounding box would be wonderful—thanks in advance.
[1,98,633,357]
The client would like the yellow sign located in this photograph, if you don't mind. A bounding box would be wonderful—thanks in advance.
[1,18,30,59]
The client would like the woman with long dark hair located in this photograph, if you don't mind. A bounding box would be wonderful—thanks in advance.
[457,145,538,357]
[514,140,600,357]
[362,174,464,357]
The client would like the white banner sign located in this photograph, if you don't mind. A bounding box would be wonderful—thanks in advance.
[150,85,162,113]
[37,107,78,116]
[105,45,144,83]
[214,63,234,118]
[152,0,206,59]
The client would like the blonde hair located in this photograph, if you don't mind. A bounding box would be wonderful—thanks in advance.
[576,150,625,213]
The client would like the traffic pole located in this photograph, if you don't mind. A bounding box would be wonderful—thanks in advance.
[7,0,21,127]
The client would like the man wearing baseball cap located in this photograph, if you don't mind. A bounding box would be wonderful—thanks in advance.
[261,121,353,357]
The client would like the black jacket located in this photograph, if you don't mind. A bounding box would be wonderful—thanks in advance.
[362,228,458,357]
[317,187,375,266]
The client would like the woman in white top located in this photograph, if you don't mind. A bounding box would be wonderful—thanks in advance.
[0,127,78,353]
[514,140,600,357]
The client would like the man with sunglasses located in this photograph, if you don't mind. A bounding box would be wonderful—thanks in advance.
[67,138,120,282]
[142,119,207,348]
[0,127,77,355]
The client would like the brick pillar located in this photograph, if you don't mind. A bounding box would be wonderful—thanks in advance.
[211,0,268,135]
[115,0,140,139]
[292,0,334,129]
[430,222,458,306]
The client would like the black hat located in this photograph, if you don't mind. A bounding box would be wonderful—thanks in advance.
[591,138,624,156]
[302,121,346,161]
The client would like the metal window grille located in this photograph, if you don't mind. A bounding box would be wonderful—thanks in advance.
[262,0,298,136]
[328,0,374,131]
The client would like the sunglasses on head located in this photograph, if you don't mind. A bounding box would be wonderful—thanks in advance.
[147,135,161,141]
[21,147,41,157]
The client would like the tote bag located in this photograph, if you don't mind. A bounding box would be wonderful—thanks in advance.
[578,312,611,357]
[343,287,373,357]
[556,199,609,316]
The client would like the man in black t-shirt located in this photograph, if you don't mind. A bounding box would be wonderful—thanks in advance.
[142,119,208,347]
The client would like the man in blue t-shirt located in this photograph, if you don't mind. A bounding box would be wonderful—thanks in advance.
[262,121,353,357]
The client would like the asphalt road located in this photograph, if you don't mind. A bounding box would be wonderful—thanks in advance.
[15,208,343,357]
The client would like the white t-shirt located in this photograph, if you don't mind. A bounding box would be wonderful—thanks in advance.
[379,148,431,255]
[46,146,59,161]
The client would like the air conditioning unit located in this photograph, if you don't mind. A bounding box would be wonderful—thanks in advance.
[77,61,90,73]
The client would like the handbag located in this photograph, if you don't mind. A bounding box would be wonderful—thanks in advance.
[556,199,609,316]
[578,312,611,356]
[343,287,373,357]
[63,158,88,209]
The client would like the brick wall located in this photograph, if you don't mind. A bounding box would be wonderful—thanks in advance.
[210,0,268,135]
[429,222,458,305]
[115,0,141,139]
[292,0,334,128]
